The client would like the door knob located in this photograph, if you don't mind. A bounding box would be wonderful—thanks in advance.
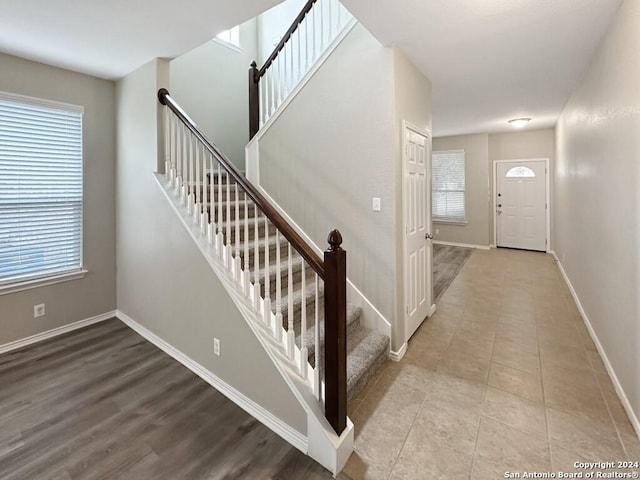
[498,204,502,207]
[425,233,434,240]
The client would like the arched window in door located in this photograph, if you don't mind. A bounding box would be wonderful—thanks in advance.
[505,166,535,178]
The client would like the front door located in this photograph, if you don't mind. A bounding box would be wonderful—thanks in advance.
[404,123,433,341]
[496,160,547,251]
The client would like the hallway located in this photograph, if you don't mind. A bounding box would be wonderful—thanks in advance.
[344,248,640,479]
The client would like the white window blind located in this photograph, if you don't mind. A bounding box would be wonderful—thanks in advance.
[0,92,83,286]
[432,149,466,223]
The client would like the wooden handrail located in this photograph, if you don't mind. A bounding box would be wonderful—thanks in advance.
[158,88,325,278]
[257,0,317,79]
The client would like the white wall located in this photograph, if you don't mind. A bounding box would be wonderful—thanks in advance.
[170,19,258,170]
[116,58,307,435]
[0,53,116,345]
[432,134,490,247]
[554,0,640,428]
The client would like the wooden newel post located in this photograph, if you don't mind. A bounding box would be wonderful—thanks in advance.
[249,61,260,139]
[324,229,347,435]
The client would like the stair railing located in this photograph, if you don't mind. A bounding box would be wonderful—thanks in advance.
[249,0,353,138]
[158,89,347,435]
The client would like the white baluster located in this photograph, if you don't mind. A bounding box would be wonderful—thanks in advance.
[296,26,302,84]
[277,56,282,107]
[320,0,325,51]
[290,37,295,91]
[300,260,308,377]
[217,162,224,256]
[275,230,283,342]
[225,169,231,266]
[173,115,179,189]
[234,182,241,280]
[163,108,169,176]
[314,273,321,400]
[328,0,333,41]
[193,138,200,223]
[175,121,181,194]
[188,133,194,211]
[182,125,188,202]
[287,243,295,360]
[243,187,250,295]
[305,14,310,71]
[264,219,271,327]
[312,5,318,61]
[253,206,261,311]
[201,145,207,233]
[259,78,265,127]
[207,154,214,244]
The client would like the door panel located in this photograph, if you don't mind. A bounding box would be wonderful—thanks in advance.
[405,125,432,341]
[496,160,546,251]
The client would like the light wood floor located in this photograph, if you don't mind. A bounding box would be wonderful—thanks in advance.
[0,319,349,480]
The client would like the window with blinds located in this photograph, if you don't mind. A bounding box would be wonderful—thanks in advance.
[432,149,466,223]
[0,92,83,287]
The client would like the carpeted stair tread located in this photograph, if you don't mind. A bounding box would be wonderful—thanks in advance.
[346,328,389,402]
[298,305,362,358]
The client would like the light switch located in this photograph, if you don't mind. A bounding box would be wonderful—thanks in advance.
[372,197,381,212]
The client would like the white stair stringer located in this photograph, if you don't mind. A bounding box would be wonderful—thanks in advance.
[153,172,354,475]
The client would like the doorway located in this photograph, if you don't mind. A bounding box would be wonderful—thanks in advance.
[403,121,434,342]
[494,159,549,252]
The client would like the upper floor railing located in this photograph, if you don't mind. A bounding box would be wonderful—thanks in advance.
[249,0,353,138]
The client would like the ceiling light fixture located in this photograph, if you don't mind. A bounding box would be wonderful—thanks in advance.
[508,118,531,128]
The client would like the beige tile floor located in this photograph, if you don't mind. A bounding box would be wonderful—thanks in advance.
[344,248,640,480]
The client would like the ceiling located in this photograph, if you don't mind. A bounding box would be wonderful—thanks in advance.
[0,0,282,80]
[0,0,623,136]
[341,0,623,136]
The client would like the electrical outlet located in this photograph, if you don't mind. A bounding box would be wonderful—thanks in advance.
[213,338,220,356]
[435,229,439,235]
[34,303,46,318]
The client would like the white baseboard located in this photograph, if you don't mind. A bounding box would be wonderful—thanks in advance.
[115,310,308,453]
[0,310,116,356]
[390,342,407,362]
[552,253,640,439]
[433,240,490,250]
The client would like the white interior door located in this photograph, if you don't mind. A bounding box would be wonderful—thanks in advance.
[496,160,547,251]
[404,124,432,341]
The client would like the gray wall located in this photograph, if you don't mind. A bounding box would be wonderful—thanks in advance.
[554,0,640,425]
[432,129,554,248]
[116,59,307,434]
[432,134,490,247]
[392,46,433,347]
[170,19,258,170]
[0,53,116,345]
[258,24,397,342]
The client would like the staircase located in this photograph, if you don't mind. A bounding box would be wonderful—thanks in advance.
[210,174,389,402]
[154,0,390,473]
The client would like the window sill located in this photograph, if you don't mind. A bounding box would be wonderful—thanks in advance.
[433,220,468,226]
[212,38,242,53]
[0,270,88,296]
